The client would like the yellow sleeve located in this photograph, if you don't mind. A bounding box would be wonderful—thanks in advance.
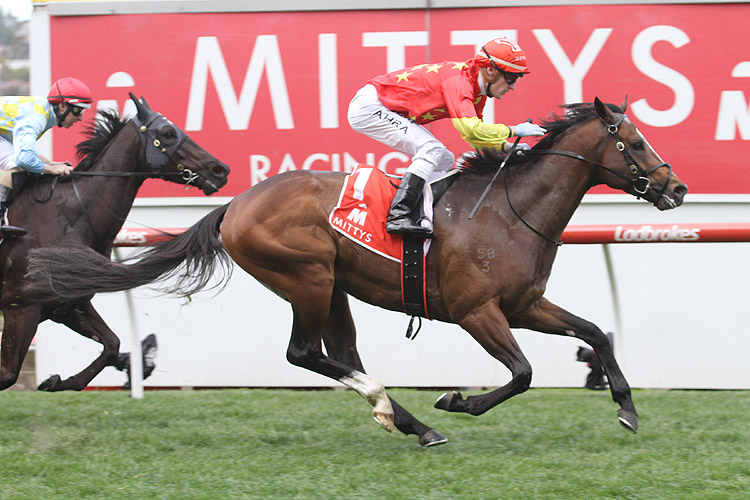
[451,117,512,150]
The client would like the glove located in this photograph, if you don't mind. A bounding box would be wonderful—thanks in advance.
[502,142,530,154]
[514,122,547,137]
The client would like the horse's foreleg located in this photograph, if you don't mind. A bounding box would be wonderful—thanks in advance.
[0,305,42,390]
[435,300,533,416]
[38,300,121,391]
[322,288,447,447]
[510,297,637,433]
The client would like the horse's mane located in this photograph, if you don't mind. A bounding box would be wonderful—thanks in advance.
[74,110,130,171]
[459,101,623,174]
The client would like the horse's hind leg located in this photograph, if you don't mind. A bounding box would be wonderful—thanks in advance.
[284,284,395,432]
[37,300,121,391]
[322,287,447,447]
[511,297,638,432]
[0,305,42,390]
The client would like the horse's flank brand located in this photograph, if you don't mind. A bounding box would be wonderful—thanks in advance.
[614,224,700,242]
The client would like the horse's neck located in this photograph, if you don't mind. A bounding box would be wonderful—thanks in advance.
[502,127,603,238]
[72,125,146,242]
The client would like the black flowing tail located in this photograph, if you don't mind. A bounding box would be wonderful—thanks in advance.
[24,204,233,301]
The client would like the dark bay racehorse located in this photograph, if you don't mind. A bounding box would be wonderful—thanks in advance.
[0,93,229,392]
[25,98,686,446]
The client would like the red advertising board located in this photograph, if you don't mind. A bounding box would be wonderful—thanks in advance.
[48,5,750,197]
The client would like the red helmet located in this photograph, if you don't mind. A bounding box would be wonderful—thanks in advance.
[47,77,93,108]
[476,37,530,75]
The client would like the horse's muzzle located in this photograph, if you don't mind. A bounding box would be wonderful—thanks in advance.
[201,162,230,195]
[656,182,688,211]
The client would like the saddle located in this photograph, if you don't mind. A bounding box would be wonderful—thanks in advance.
[7,171,33,206]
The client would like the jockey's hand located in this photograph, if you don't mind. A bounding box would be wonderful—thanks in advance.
[44,161,74,176]
[514,122,547,137]
[502,142,531,153]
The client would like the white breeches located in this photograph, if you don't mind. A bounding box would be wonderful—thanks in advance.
[0,137,17,172]
[347,84,455,182]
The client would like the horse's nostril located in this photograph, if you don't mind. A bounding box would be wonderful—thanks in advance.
[212,164,228,176]
[674,184,688,197]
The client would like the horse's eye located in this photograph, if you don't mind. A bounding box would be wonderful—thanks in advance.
[631,140,645,151]
[160,127,177,141]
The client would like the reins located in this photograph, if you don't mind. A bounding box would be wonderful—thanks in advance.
[502,113,673,245]
[502,167,563,246]
[70,176,103,243]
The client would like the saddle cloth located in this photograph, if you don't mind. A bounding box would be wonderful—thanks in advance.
[329,164,433,262]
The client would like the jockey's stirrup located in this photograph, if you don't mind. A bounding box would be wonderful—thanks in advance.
[386,172,433,238]
[0,207,26,238]
[0,224,27,238]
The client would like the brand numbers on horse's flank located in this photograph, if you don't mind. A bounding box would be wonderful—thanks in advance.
[476,247,496,272]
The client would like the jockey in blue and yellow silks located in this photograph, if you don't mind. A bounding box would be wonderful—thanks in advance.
[0,77,93,237]
[0,96,57,173]
[347,37,547,237]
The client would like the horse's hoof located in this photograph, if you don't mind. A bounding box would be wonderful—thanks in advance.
[618,410,638,433]
[434,391,463,412]
[37,374,61,392]
[419,429,448,447]
[373,412,394,433]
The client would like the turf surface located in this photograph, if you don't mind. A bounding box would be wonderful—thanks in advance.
[1,388,748,499]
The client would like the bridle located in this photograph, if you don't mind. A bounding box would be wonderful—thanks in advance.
[506,113,674,246]
[592,114,673,199]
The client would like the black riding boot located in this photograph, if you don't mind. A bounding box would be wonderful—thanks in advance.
[0,203,26,238]
[386,172,433,237]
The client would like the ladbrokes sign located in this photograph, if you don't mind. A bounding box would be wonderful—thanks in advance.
[48,5,750,197]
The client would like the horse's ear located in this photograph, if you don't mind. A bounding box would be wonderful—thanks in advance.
[129,92,149,121]
[620,96,628,113]
[594,97,615,123]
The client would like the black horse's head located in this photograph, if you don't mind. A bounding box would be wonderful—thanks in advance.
[129,93,229,195]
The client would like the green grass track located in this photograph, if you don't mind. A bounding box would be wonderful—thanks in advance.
[1,388,748,499]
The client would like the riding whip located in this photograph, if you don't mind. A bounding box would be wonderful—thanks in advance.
[467,119,531,220]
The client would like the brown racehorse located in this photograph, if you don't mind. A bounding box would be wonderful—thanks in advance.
[25,98,687,446]
[0,94,229,392]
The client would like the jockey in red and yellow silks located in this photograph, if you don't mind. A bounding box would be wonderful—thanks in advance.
[348,37,547,237]
[368,58,512,150]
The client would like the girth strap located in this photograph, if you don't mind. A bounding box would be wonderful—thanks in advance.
[401,234,428,322]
